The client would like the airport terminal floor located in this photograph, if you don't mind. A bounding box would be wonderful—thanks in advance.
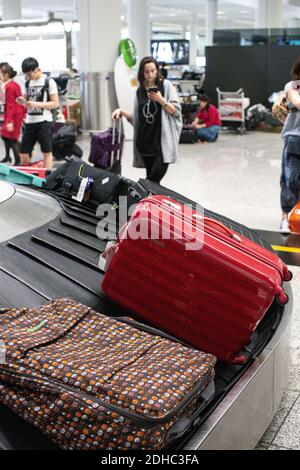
[77,129,300,451]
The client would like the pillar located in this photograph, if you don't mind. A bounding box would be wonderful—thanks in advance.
[190,15,198,67]
[72,0,80,70]
[128,0,150,61]
[78,0,122,130]
[79,0,121,73]
[2,0,21,20]
[205,0,218,47]
[255,0,283,29]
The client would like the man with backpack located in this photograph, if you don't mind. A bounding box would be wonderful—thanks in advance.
[17,57,59,170]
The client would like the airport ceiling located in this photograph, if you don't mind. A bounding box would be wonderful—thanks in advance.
[0,0,299,29]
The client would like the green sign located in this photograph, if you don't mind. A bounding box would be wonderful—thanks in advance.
[119,38,137,68]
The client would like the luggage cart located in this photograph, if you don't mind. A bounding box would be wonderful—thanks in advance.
[217,88,249,135]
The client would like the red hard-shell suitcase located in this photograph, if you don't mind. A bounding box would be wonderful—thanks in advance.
[102,196,292,364]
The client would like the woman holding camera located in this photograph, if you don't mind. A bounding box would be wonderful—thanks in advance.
[112,56,182,184]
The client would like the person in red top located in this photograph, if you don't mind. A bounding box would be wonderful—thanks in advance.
[192,94,222,142]
[0,64,26,165]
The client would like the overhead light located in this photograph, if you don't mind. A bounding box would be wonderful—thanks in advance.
[43,22,65,34]
[64,21,73,33]
[16,26,40,34]
[0,27,17,35]
[72,22,80,32]
[63,21,80,33]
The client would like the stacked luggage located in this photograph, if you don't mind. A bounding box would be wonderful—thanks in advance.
[0,167,293,449]
[44,157,122,205]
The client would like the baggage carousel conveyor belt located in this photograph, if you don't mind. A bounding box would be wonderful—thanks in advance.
[0,243,126,314]
[0,189,287,450]
[0,255,284,450]
[7,234,102,296]
[49,217,107,251]
[59,200,100,216]
[0,269,47,308]
[0,237,284,451]
[60,204,103,226]
[0,404,58,450]
[31,224,101,269]
[0,248,102,309]
[42,191,98,213]
[59,211,116,240]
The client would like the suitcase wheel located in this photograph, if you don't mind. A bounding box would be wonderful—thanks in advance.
[284,270,293,282]
[231,354,246,365]
[276,292,289,307]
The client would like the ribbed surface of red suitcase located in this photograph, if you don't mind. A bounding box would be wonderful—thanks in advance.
[102,196,292,364]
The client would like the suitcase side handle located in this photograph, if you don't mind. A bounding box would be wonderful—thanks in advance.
[193,214,242,242]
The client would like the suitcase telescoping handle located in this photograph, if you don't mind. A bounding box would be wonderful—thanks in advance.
[112,118,122,162]
[161,198,242,242]
[193,214,242,242]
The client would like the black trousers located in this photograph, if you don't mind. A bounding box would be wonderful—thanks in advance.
[1,137,20,165]
[280,136,300,213]
[143,154,169,184]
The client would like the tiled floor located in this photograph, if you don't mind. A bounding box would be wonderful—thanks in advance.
[1,129,299,449]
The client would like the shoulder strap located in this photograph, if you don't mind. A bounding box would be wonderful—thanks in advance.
[44,76,50,89]
[44,76,50,100]
[25,76,50,97]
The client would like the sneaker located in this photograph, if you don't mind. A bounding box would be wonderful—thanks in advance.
[279,219,291,235]
[0,156,12,165]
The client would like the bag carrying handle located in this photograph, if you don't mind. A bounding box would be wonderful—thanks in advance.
[161,198,242,242]
[193,214,242,242]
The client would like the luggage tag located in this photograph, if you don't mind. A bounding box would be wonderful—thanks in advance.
[99,241,117,272]
[72,177,93,202]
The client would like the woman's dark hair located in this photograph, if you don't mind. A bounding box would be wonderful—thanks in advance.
[291,58,300,80]
[199,94,210,110]
[22,57,39,73]
[137,56,163,88]
[1,64,17,79]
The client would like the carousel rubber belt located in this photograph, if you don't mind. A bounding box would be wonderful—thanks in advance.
[7,233,102,296]
[0,246,102,309]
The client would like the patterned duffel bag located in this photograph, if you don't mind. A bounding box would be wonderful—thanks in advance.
[0,298,216,450]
